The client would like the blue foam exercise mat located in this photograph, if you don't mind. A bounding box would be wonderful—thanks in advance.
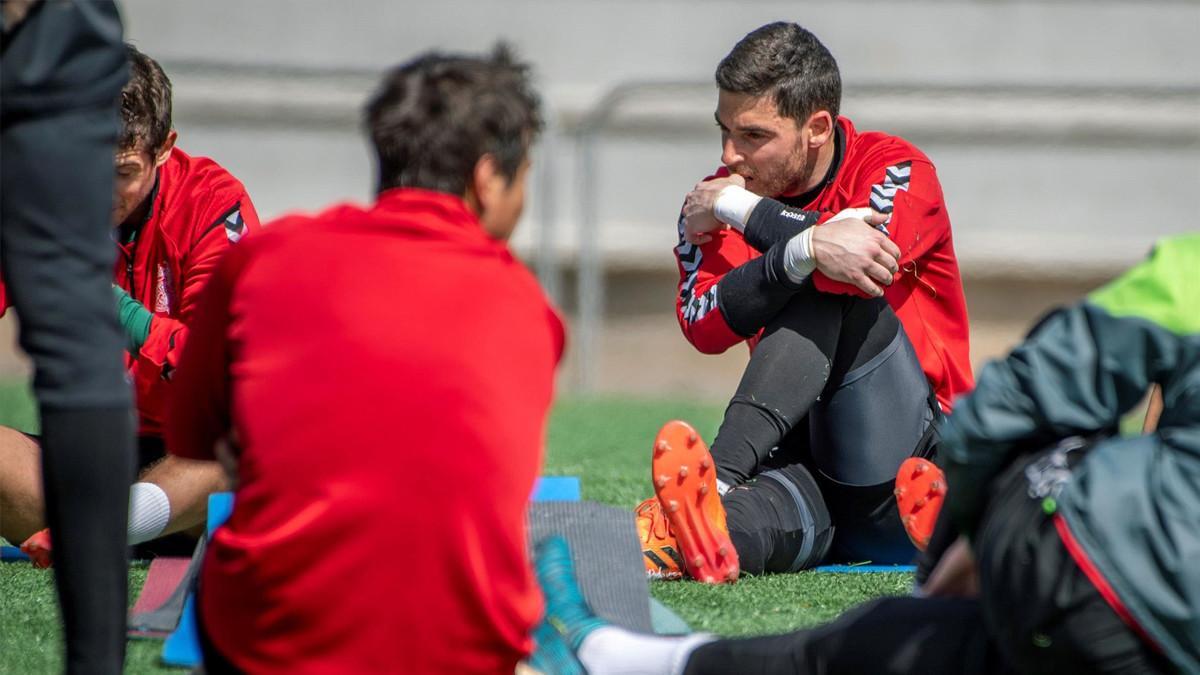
[160,482,582,668]
[206,491,235,534]
[812,564,915,573]
[161,492,236,668]
[160,594,202,667]
[531,476,581,502]
[1,545,29,561]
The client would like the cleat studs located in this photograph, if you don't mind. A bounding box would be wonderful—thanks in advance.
[687,432,698,446]
[718,545,728,556]
[667,500,680,513]
[692,555,705,568]
[915,498,927,508]
[700,457,712,470]
[655,475,669,488]
[903,515,915,525]
[930,480,945,495]
[894,486,906,498]
[655,440,669,455]
[699,484,709,496]
[679,465,689,478]
[915,463,929,475]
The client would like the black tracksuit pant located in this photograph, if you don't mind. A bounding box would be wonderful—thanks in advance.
[684,446,1174,675]
[2,2,134,673]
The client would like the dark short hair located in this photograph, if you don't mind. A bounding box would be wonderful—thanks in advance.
[715,22,841,124]
[366,45,542,196]
[119,44,173,153]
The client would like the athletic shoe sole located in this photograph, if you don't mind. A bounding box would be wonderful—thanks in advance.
[19,529,53,569]
[651,420,739,584]
[894,457,946,552]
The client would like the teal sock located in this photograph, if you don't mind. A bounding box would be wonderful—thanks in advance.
[534,536,608,649]
[527,618,587,675]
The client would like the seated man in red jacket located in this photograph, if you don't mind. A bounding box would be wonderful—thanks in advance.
[638,22,973,582]
[165,47,560,673]
[0,45,260,559]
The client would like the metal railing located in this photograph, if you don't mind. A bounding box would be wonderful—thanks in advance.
[156,63,1200,390]
[555,79,1200,391]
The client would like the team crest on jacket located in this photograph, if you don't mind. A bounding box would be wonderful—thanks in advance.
[155,263,174,314]
[224,206,247,243]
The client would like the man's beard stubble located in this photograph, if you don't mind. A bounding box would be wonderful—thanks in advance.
[732,144,812,199]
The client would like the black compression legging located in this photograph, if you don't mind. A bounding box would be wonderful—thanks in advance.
[712,283,935,572]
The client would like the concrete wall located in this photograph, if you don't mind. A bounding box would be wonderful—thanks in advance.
[120,0,1200,279]
[1,1,1196,394]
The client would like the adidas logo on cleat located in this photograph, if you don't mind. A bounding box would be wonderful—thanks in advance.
[636,496,685,579]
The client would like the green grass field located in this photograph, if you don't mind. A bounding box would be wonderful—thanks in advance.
[0,389,908,672]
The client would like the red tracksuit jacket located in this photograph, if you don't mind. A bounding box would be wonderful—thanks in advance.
[116,147,260,435]
[674,116,973,410]
[168,189,564,674]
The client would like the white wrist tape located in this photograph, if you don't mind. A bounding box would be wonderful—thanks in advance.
[783,228,816,283]
[831,206,890,234]
[713,185,762,233]
[830,207,874,222]
[127,482,171,545]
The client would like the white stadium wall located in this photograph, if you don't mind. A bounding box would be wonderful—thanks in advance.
[0,0,1195,393]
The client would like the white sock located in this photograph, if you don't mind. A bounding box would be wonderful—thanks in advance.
[127,482,171,545]
[577,626,716,675]
[715,479,732,496]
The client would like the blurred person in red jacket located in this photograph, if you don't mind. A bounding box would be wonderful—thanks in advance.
[0,44,260,561]
[637,22,972,584]
[165,46,562,674]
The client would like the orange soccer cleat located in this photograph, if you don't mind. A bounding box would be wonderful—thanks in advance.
[19,528,53,569]
[650,420,738,584]
[894,457,948,552]
[635,497,685,579]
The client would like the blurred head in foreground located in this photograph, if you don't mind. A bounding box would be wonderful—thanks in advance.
[365,44,542,240]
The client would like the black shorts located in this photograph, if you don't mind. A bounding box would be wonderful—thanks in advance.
[763,384,942,565]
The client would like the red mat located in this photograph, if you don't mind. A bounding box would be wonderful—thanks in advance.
[128,557,191,638]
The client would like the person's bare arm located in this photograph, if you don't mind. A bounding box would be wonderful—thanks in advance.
[1142,384,1164,433]
[921,536,979,598]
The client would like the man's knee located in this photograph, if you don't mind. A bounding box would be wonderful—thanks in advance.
[724,466,834,574]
